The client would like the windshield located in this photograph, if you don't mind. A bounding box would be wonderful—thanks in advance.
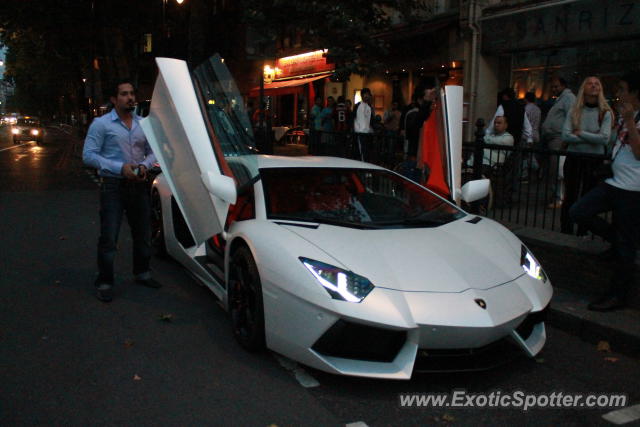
[191,54,258,186]
[261,168,465,229]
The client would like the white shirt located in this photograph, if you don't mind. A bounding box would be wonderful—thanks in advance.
[485,105,533,143]
[354,102,372,134]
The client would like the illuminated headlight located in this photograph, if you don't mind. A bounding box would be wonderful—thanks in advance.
[31,129,39,136]
[11,128,19,134]
[521,245,547,282]
[300,257,374,302]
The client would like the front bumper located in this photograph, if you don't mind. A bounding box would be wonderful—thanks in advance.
[264,274,551,379]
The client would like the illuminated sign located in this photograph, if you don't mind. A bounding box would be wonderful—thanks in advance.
[275,49,334,79]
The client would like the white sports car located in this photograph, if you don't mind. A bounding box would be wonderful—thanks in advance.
[141,55,552,380]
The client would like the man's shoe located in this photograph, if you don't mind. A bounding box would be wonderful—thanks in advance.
[96,284,113,302]
[136,278,162,289]
[588,295,624,312]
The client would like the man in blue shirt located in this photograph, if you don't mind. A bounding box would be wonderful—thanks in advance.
[83,79,159,302]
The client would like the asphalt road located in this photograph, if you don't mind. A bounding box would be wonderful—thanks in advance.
[1,126,639,426]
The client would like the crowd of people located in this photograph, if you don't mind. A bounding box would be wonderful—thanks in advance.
[482,73,640,312]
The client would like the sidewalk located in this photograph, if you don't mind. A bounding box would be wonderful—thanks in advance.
[510,224,640,358]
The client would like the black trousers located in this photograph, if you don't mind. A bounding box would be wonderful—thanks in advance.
[561,156,602,234]
[96,177,151,285]
[570,182,640,299]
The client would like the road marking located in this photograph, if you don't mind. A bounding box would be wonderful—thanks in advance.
[0,142,34,152]
[346,423,369,427]
[603,403,640,425]
[274,354,320,388]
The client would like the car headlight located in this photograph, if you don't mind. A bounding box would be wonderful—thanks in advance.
[521,245,547,282]
[31,129,39,136]
[11,128,19,134]
[300,257,374,302]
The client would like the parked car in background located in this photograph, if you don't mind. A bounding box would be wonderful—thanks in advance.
[11,116,44,144]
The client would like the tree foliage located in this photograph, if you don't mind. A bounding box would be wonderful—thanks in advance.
[0,0,149,117]
[241,0,426,75]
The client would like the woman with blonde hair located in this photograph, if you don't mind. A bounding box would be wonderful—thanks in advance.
[560,76,614,234]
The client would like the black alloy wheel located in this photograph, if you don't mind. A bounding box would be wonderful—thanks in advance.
[151,191,167,257]
[229,245,265,352]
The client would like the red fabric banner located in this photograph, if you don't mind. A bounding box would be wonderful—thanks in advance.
[421,103,450,198]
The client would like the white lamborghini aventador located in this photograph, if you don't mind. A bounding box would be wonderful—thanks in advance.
[140,55,552,380]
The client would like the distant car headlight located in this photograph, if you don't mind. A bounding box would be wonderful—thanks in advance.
[300,257,374,302]
[31,129,39,136]
[521,245,547,282]
[11,128,19,134]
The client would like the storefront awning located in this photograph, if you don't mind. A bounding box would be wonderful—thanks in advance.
[249,74,330,97]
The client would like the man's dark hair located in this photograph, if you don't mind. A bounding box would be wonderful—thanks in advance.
[337,95,345,103]
[554,77,568,88]
[525,92,536,103]
[361,88,372,96]
[620,71,640,101]
[110,78,135,98]
[501,88,516,100]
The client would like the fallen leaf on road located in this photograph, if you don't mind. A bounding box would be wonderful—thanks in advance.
[159,314,174,322]
[133,374,141,381]
[442,414,456,423]
[597,341,611,353]
[41,336,48,340]
[124,339,134,348]
[59,236,68,240]
[54,280,61,285]
[604,357,619,363]
[535,358,545,363]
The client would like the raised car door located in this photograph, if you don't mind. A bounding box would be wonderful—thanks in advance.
[141,57,238,245]
[440,85,464,204]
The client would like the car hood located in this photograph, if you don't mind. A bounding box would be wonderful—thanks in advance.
[280,216,525,293]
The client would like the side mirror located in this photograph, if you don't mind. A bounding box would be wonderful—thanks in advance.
[461,179,490,204]
[201,171,237,205]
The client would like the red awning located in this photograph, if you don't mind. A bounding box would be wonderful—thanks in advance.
[249,74,329,97]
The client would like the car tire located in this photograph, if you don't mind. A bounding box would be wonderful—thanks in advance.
[151,191,168,257]
[229,245,265,352]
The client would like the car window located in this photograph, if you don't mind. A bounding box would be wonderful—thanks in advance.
[261,167,464,229]
[191,54,258,187]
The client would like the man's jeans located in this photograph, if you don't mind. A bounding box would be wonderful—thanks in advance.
[570,182,640,298]
[96,178,151,285]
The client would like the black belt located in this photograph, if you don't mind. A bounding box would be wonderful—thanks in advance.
[99,176,147,186]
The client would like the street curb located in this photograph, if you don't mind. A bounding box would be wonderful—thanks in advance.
[507,224,640,358]
[547,288,640,358]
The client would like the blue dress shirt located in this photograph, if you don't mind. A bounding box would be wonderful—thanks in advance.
[83,109,156,178]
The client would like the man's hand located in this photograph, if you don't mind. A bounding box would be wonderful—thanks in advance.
[137,165,147,180]
[121,163,141,181]
[620,102,636,123]
[573,129,581,136]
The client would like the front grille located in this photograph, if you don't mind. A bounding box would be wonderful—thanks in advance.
[414,338,521,373]
[312,319,407,362]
